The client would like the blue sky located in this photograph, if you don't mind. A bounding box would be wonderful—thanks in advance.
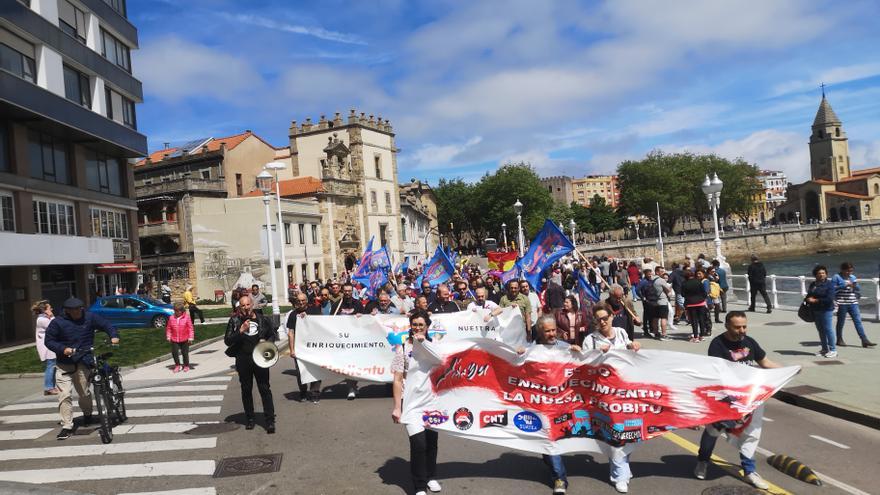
[131,0,880,185]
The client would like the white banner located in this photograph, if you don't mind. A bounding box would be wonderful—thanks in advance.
[294,307,527,384]
[401,339,800,455]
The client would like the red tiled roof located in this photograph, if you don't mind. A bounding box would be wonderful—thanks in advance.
[850,166,880,177]
[826,190,870,200]
[135,131,279,167]
[244,177,324,198]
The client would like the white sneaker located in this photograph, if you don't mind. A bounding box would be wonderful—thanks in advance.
[427,480,441,492]
[614,480,629,493]
[694,461,708,480]
[415,492,427,495]
[347,389,356,400]
[825,351,838,358]
[815,350,826,356]
[746,472,769,490]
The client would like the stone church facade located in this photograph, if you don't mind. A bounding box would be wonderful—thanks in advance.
[776,95,880,223]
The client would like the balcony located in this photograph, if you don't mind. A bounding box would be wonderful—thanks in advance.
[139,221,180,238]
[136,177,227,199]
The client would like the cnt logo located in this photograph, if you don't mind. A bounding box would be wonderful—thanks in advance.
[480,410,508,428]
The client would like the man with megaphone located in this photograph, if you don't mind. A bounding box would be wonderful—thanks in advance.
[224,294,278,433]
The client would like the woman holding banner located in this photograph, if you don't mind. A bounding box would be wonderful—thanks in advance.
[583,303,641,494]
[390,310,442,495]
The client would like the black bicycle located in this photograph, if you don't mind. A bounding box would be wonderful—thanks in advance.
[71,345,127,443]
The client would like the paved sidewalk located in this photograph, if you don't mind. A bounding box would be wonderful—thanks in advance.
[637,301,880,428]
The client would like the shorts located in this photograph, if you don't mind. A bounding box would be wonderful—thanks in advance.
[654,305,669,319]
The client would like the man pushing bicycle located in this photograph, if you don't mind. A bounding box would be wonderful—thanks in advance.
[45,297,119,440]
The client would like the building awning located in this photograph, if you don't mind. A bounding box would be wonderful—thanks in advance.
[96,263,139,273]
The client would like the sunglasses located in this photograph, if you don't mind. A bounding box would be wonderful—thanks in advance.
[596,315,611,323]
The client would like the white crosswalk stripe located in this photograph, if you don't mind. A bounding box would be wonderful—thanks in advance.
[1,395,223,411]
[118,488,217,495]
[0,460,217,483]
[114,421,220,435]
[0,428,53,441]
[0,406,221,424]
[128,385,228,393]
[184,376,233,383]
[0,437,217,461]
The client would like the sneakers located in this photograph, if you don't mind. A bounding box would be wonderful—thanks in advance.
[552,479,567,494]
[172,365,181,373]
[689,336,700,343]
[614,481,629,493]
[660,335,671,341]
[43,388,60,396]
[347,389,357,400]
[266,421,276,434]
[837,339,847,347]
[415,492,427,495]
[694,461,708,480]
[746,472,769,490]
[56,428,73,440]
[825,351,838,358]
[427,479,441,492]
[182,365,190,372]
[863,340,877,348]
[245,418,255,430]
[815,350,827,357]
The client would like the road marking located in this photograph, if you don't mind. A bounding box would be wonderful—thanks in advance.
[0,460,216,483]
[0,437,216,461]
[662,432,792,495]
[754,446,869,495]
[1,395,223,411]
[809,434,850,449]
[118,488,216,495]
[0,428,53,441]
[0,406,221,424]
[762,416,774,422]
[114,421,220,435]
[185,376,232,383]
[129,385,228,393]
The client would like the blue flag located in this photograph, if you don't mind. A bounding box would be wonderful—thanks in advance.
[517,219,575,292]
[371,246,392,270]
[575,269,600,306]
[364,266,388,300]
[352,236,375,281]
[399,256,410,274]
[499,263,521,285]
[415,247,456,288]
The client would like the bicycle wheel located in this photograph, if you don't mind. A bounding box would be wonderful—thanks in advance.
[94,383,114,444]
[111,370,127,422]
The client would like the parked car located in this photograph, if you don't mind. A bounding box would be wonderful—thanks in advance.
[89,295,174,329]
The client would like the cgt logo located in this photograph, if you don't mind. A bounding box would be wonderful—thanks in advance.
[480,410,508,428]
[514,411,543,433]
[454,407,474,431]
[422,410,450,427]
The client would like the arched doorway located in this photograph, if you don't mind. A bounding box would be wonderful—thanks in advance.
[804,191,821,222]
[829,208,839,222]
[849,205,859,220]
[787,212,795,222]
[344,254,357,272]
[839,206,849,221]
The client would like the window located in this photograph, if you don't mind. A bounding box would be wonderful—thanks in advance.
[28,130,70,184]
[370,190,377,212]
[298,224,305,245]
[104,87,136,128]
[63,65,91,108]
[836,127,841,137]
[311,224,318,245]
[0,30,36,83]
[90,208,128,239]
[314,262,320,280]
[101,29,131,72]
[59,1,87,44]
[0,123,8,172]
[283,223,291,244]
[85,150,122,195]
[200,169,210,179]
[235,174,243,196]
[384,192,391,213]
[102,0,126,17]
[401,218,407,242]
[301,263,308,282]
[33,198,75,235]
[374,155,382,179]
[0,192,14,232]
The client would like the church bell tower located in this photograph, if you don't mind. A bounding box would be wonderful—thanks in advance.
[809,92,850,182]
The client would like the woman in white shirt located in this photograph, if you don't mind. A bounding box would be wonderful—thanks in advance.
[32,300,58,395]
[390,310,442,495]
[583,303,640,494]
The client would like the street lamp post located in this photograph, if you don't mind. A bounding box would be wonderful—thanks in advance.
[634,220,640,241]
[701,172,724,262]
[257,170,281,325]
[513,199,524,257]
[153,245,161,299]
[501,223,508,252]
[795,211,801,228]
[264,161,288,293]
[569,218,576,246]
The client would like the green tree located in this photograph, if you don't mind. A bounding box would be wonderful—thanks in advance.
[434,178,475,246]
[585,195,624,233]
[570,202,593,234]
[472,162,553,240]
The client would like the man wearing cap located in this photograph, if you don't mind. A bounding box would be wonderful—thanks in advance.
[44,297,119,440]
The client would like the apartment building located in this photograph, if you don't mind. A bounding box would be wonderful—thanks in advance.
[572,175,619,208]
[0,0,146,345]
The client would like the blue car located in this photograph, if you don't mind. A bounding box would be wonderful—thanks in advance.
[89,295,175,329]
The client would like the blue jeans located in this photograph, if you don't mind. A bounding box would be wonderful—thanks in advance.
[609,446,632,483]
[813,309,836,353]
[698,429,756,474]
[836,304,868,342]
[542,454,567,485]
[43,358,56,390]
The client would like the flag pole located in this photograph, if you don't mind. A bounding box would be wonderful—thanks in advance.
[656,201,665,267]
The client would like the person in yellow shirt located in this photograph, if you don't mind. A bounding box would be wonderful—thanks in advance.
[183,285,205,324]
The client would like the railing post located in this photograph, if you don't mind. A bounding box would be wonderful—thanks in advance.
[770,274,779,308]
[744,276,750,303]
[799,276,807,297]
[874,278,880,322]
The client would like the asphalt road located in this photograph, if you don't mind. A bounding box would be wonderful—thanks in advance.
[3,359,872,495]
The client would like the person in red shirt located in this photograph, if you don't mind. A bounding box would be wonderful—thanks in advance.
[166,302,194,373]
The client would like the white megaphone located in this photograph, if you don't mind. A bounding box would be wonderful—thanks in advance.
[252,341,279,368]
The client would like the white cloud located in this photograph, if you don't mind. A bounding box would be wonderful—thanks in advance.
[193,238,231,248]
[217,13,367,45]
[135,36,262,103]
[629,104,728,137]
[771,62,880,97]
[408,136,483,170]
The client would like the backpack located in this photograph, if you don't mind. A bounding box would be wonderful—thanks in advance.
[708,281,721,299]
[641,278,660,305]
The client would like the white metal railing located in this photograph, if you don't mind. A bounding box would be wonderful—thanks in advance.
[728,274,880,321]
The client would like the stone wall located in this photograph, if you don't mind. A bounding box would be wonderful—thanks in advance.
[578,220,880,264]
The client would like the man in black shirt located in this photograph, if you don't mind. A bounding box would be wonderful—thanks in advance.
[427,285,460,314]
[694,311,781,490]
[746,255,772,313]
[287,293,322,403]
[332,282,364,315]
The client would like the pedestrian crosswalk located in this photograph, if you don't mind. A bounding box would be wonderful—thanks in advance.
[0,374,234,494]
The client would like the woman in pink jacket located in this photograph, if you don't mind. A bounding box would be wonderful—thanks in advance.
[166,302,194,373]
[33,300,58,395]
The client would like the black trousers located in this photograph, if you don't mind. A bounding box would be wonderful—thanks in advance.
[170,341,190,366]
[235,355,274,421]
[687,306,711,337]
[409,429,438,492]
[189,305,204,323]
[749,285,772,310]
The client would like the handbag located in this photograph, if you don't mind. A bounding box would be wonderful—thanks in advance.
[797,298,815,323]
